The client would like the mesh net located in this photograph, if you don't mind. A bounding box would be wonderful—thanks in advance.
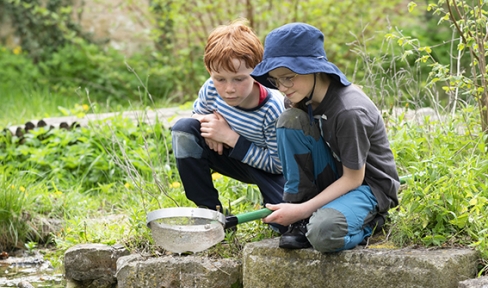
[149,215,225,253]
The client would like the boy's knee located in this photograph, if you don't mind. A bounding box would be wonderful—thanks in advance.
[276,108,321,139]
[171,117,200,133]
[276,108,308,129]
[172,118,203,158]
[306,208,348,253]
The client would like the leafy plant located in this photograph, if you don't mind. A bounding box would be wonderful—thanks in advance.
[25,241,37,255]
[389,106,488,259]
[0,0,89,63]
[396,1,488,133]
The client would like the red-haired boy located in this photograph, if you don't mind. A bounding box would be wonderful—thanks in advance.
[171,19,286,233]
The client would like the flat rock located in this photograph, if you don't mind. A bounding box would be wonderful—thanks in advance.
[64,243,129,288]
[116,254,241,288]
[242,238,479,288]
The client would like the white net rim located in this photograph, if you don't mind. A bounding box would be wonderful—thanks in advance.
[146,207,226,226]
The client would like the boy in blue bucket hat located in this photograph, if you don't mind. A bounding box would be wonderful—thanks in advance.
[251,23,400,252]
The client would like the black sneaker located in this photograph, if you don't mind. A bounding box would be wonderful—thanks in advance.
[269,223,289,235]
[359,213,389,245]
[279,219,312,249]
[368,212,388,234]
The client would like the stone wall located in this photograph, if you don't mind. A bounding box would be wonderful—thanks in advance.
[63,241,483,288]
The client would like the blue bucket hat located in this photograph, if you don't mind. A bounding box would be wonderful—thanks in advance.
[251,23,350,88]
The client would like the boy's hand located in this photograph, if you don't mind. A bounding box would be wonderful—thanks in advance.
[197,113,225,154]
[200,111,238,149]
[263,203,310,226]
[205,139,224,155]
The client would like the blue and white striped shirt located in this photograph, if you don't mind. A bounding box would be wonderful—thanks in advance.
[193,78,285,174]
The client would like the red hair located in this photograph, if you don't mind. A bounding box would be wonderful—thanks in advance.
[204,19,263,73]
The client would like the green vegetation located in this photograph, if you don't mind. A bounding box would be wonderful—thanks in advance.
[0,0,487,279]
[390,107,488,256]
[0,110,271,260]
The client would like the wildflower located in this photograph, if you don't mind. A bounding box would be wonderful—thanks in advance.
[10,185,15,189]
[124,182,131,189]
[212,172,223,181]
[170,182,181,188]
[55,190,63,197]
[13,46,22,55]
[82,104,89,111]
[19,186,26,192]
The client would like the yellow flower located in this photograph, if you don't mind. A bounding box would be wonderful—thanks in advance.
[55,190,63,197]
[19,186,26,192]
[82,104,89,111]
[10,185,15,189]
[212,172,222,181]
[170,182,181,188]
[13,46,22,55]
[124,182,131,189]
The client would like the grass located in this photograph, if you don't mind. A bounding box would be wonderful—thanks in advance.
[0,81,176,129]
[0,171,30,250]
[0,83,79,128]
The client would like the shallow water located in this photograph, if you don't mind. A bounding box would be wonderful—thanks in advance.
[0,253,65,288]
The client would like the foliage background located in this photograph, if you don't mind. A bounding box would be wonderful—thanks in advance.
[0,0,438,106]
[1,0,488,280]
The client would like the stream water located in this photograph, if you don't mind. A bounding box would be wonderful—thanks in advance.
[0,252,64,288]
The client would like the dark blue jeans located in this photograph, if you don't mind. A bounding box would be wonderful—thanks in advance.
[171,118,286,232]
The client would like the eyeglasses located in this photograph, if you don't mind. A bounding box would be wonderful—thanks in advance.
[267,73,298,88]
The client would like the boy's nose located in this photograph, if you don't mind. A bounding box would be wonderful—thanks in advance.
[225,83,236,93]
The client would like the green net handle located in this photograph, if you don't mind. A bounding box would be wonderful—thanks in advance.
[236,208,273,224]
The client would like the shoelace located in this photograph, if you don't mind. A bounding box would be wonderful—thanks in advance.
[289,219,308,233]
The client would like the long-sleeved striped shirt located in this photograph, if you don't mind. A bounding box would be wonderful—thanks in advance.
[193,78,285,174]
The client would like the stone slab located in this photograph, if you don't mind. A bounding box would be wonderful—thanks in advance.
[242,238,479,288]
[116,254,241,288]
